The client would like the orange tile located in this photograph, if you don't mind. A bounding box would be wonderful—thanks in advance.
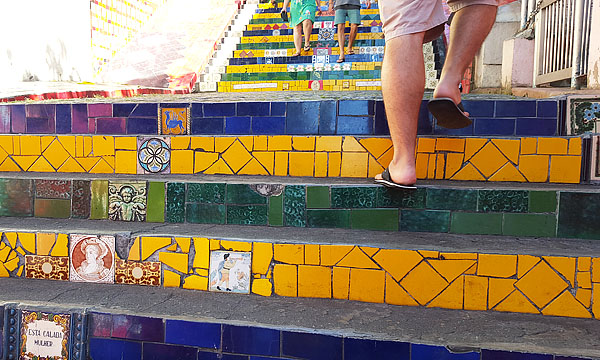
[469,142,508,178]
[349,268,385,303]
[517,255,540,278]
[577,271,592,289]
[238,158,269,175]
[222,140,253,173]
[491,139,520,164]
[253,151,274,175]
[538,138,568,155]
[289,152,315,176]
[400,262,448,305]
[518,155,549,182]
[593,258,600,282]
[316,136,342,151]
[576,288,592,307]
[170,150,194,174]
[274,244,304,264]
[315,152,328,177]
[304,244,319,265]
[292,137,315,151]
[444,153,464,179]
[342,136,365,152]
[494,290,539,314]
[568,138,582,155]
[549,156,581,183]
[333,267,350,299]
[194,152,219,173]
[543,256,575,286]
[488,163,526,182]
[464,138,487,161]
[337,247,379,269]
[274,152,288,176]
[268,136,292,151]
[435,154,445,179]
[340,152,368,177]
[521,137,537,154]
[428,259,476,283]
[514,261,568,308]
[578,257,591,272]
[377,147,393,169]
[329,152,341,177]
[273,264,297,297]
[298,265,331,298]
[464,275,488,310]
[428,277,464,310]
[594,284,600,319]
[450,163,485,181]
[417,138,436,153]
[385,274,418,306]
[321,245,353,266]
[416,153,429,179]
[360,138,392,158]
[427,153,436,179]
[436,138,465,152]
[489,278,517,308]
[542,291,592,318]
[478,254,517,278]
[373,249,423,281]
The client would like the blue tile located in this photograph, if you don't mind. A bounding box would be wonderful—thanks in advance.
[417,101,434,135]
[26,104,56,133]
[473,118,516,135]
[131,103,158,117]
[515,117,557,136]
[412,344,479,360]
[222,355,250,360]
[192,117,225,134]
[271,102,286,116]
[198,351,221,360]
[337,116,372,135]
[55,104,72,134]
[11,105,26,133]
[112,314,164,342]
[191,103,204,118]
[251,356,295,360]
[113,104,136,117]
[0,106,9,133]
[319,101,337,134]
[127,117,158,134]
[165,320,220,349]
[433,122,474,135]
[462,100,494,117]
[555,357,595,360]
[204,103,236,117]
[238,102,270,116]
[338,100,371,116]
[252,116,285,134]
[481,349,552,360]
[89,312,112,337]
[88,338,141,360]
[225,117,251,134]
[344,338,409,360]
[495,100,537,117]
[222,325,280,357]
[374,101,389,135]
[143,343,198,360]
[286,102,319,134]
[537,100,558,117]
[282,331,342,360]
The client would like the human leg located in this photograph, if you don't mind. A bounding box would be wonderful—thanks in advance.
[292,23,303,55]
[337,23,346,62]
[302,19,314,50]
[347,23,359,54]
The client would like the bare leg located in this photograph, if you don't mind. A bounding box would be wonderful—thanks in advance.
[293,23,302,55]
[337,23,346,60]
[374,32,425,186]
[347,23,359,54]
[433,5,497,104]
[302,19,313,49]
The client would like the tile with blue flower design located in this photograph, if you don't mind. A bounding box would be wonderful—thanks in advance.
[208,251,251,294]
[137,137,171,174]
[567,95,600,135]
[160,106,189,135]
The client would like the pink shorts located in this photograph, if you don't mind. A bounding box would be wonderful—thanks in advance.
[379,0,499,41]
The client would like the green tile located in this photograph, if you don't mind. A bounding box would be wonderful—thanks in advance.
[306,186,330,209]
[146,182,165,223]
[226,184,267,205]
[90,180,108,220]
[269,194,283,226]
[503,213,557,237]
[478,190,528,213]
[558,192,600,239]
[331,187,377,208]
[450,212,502,235]
[227,205,268,225]
[427,188,477,211]
[529,191,558,213]
[188,183,225,204]
[376,187,426,208]
[400,209,450,233]
[307,209,350,228]
[166,183,185,223]
[0,179,33,216]
[34,199,70,219]
[285,185,306,227]
[350,209,399,231]
[186,203,225,224]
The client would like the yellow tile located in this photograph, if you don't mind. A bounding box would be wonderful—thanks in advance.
[20,136,41,155]
[57,157,85,173]
[514,261,568,308]
[329,152,341,177]
[128,237,140,261]
[75,157,100,172]
[444,153,464,179]
[578,257,591,272]
[215,137,235,152]
[400,262,448,305]
[268,136,292,151]
[494,290,539,314]
[416,153,429,179]
[210,239,220,250]
[253,152,274,175]
[538,138,568,155]
[193,152,218,173]
[237,136,253,152]
[518,255,540,278]
[367,154,385,178]
[361,247,379,257]
[385,274,418,306]
[159,252,189,274]
[543,256,575,286]
[576,288,592,307]
[488,163,526,182]
[321,245,353,266]
[92,136,114,156]
[316,136,342,151]
[254,136,268,151]
[594,284,600,319]
[252,242,272,275]
[349,268,385,303]
[436,138,465,152]
[274,152,288,176]
[74,136,83,157]
[464,138,487,161]
[428,277,464,310]
[549,155,581,183]
[13,155,37,171]
[469,142,508,178]
[43,140,70,169]
[289,152,314,176]
[491,139,520,164]
[337,247,379,269]
[478,254,516,278]
[115,151,137,174]
[5,232,16,248]
[314,152,328,177]
[360,138,392,158]
[273,264,297,297]
[141,236,172,261]
[0,263,8,277]
[488,278,516,308]
[305,244,319,265]
[183,275,208,291]
[593,258,600,282]
[577,271,592,289]
[417,138,436,153]
[223,140,253,173]
[440,252,477,260]
[171,150,194,174]
[518,155,549,182]
[0,246,9,262]
[333,267,350,299]
[298,265,331,298]
[115,137,137,150]
[195,269,208,276]
[163,270,181,288]
[0,136,14,154]
[274,244,304,264]
[40,136,54,152]
[568,137,582,155]
[519,137,537,154]
[464,275,488,310]
[29,157,55,172]
[36,233,55,256]
[373,249,423,282]
[542,290,592,318]
[85,136,93,156]
[171,137,190,150]
[89,158,113,174]
[13,136,20,155]
[340,152,368,178]
[428,259,476,283]
[435,154,445,179]
[4,256,19,272]
[221,240,251,252]
[50,234,68,257]
[427,153,435,179]
[342,137,365,152]
[192,238,210,268]
[292,137,315,151]
[0,147,8,165]
[252,278,273,296]
[166,244,177,252]
[191,137,214,151]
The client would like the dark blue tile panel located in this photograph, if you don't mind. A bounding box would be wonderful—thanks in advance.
[338,100,372,116]
[271,102,286,116]
[537,100,558,117]
[344,338,409,360]
[222,325,280,357]
[222,355,250,360]
[56,104,72,134]
[198,351,221,360]
[418,101,434,135]
[191,103,204,118]
[481,349,552,360]
[127,117,157,134]
[462,100,494,117]
[251,356,295,360]
[252,116,285,134]
[204,103,236,117]
[131,103,158,117]
[11,105,26,133]
[88,338,141,360]
[473,118,516,135]
[238,102,270,116]
[412,344,479,360]
[113,104,136,117]
[515,118,557,136]
[337,116,372,135]
[286,102,319,134]
[282,331,342,360]
[225,117,251,134]
[165,320,220,349]
[374,100,389,135]
[434,122,474,136]
[143,343,198,360]
[319,101,337,134]
[495,100,537,117]
[555,357,595,360]
[89,312,112,338]
[192,117,225,134]
[111,314,164,342]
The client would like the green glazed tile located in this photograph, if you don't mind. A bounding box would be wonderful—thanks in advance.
[186,203,225,224]
[166,183,185,223]
[376,187,426,208]
[307,209,350,228]
[529,191,558,213]
[331,187,377,208]
[0,179,33,217]
[306,186,330,209]
[146,182,165,223]
[400,209,450,233]
[558,192,600,239]
[34,199,70,219]
[269,194,284,226]
[427,188,477,211]
[227,205,268,225]
[503,213,556,237]
[90,180,108,219]
[226,184,267,205]
[284,185,306,227]
[450,212,502,235]
[350,209,399,231]
[478,190,528,213]
[188,183,225,204]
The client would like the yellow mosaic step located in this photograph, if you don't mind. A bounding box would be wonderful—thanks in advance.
[218,79,381,92]
[251,9,380,19]
[246,20,382,31]
[226,62,380,73]
[233,47,368,58]
[241,32,384,44]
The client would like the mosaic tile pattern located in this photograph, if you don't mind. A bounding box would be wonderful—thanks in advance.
[566,95,600,135]
[108,181,147,221]
[115,258,161,286]
[69,234,115,283]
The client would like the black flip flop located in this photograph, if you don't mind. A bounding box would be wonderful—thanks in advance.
[336,58,345,63]
[427,97,472,129]
[374,168,417,189]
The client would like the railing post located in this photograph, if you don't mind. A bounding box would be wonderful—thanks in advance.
[571,0,585,88]
[521,0,529,29]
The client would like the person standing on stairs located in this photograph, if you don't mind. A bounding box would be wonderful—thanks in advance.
[374,0,498,189]
[328,0,370,63]
[281,0,322,56]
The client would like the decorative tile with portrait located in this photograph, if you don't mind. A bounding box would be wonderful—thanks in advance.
[160,106,189,135]
[108,181,147,222]
[69,234,115,283]
[209,251,251,294]
[20,310,71,360]
[137,137,171,174]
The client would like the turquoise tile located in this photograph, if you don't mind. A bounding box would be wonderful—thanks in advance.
[284,185,306,227]
[400,209,450,233]
[227,205,268,225]
[376,187,426,208]
[188,183,225,204]
[186,203,225,224]
[307,209,350,228]
[427,189,477,211]
[226,184,267,205]
[478,190,528,213]
[331,187,377,208]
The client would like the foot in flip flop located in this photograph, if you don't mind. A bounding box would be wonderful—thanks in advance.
[346,49,355,55]
[374,168,417,189]
[337,57,345,63]
[427,98,471,129]
[303,45,311,52]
